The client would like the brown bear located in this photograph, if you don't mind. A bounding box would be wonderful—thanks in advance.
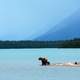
[38,57,50,66]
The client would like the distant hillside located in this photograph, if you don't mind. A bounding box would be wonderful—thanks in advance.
[36,9,80,41]
[0,38,80,48]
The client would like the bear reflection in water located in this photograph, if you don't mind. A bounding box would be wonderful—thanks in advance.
[38,57,50,66]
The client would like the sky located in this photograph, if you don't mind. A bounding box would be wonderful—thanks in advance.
[0,0,80,40]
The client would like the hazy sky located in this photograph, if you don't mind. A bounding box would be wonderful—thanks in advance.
[0,0,80,40]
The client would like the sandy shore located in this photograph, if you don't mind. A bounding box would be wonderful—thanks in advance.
[49,62,80,67]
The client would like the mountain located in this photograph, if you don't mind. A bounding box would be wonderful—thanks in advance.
[36,10,80,41]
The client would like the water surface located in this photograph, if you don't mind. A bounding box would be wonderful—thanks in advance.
[0,49,80,80]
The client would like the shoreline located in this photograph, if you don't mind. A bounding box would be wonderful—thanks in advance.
[48,62,80,67]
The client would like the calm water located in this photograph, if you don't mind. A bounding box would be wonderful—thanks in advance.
[0,49,80,80]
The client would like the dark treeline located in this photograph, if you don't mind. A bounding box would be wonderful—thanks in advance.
[0,38,80,48]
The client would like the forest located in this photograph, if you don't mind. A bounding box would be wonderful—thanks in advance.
[0,38,80,48]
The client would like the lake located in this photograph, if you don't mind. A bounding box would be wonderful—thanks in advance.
[0,49,80,80]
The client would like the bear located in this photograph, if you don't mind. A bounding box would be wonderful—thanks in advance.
[38,57,50,66]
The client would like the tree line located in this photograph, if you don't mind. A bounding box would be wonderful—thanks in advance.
[0,38,80,48]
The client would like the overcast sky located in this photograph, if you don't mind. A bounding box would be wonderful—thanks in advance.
[0,0,80,40]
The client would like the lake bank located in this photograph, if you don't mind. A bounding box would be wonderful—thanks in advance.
[0,38,80,48]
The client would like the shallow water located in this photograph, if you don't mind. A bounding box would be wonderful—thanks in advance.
[0,49,80,80]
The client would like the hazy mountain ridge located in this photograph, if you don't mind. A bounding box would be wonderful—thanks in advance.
[36,10,80,41]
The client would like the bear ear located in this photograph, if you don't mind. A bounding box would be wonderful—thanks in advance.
[44,56,48,59]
